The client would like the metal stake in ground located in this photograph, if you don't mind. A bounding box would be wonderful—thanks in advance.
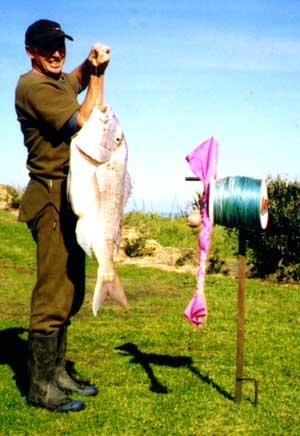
[235,230,246,403]
[235,229,258,406]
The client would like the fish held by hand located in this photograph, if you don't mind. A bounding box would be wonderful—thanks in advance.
[68,105,131,315]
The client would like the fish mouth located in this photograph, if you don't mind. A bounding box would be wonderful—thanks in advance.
[76,145,102,165]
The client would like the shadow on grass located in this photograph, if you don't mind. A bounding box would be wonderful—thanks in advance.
[0,327,28,396]
[116,342,233,400]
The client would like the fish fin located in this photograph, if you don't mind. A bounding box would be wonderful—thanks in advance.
[76,218,92,257]
[92,270,129,316]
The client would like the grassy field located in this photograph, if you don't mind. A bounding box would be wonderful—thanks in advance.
[0,210,299,435]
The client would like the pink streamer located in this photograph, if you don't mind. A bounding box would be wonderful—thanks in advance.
[185,136,219,187]
[183,137,219,328]
[183,293,207,328]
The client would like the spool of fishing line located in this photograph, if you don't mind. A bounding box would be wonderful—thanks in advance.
[209,176,268,230]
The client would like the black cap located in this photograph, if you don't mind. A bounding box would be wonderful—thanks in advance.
[25,19,73,46]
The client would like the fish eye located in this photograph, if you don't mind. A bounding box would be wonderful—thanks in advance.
[115,128,123,142]
[115,133,123,143]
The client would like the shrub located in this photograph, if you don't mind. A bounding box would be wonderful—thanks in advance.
[124,236,145,257]
[124,235,155,257]
[207,248,229,275]
[0,184,23,210]
[247,176,300,281]
[175,249,196,267]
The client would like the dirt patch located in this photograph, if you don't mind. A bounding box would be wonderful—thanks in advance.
[116,226,197,274]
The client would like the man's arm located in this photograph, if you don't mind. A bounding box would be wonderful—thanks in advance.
[71,43,110,128]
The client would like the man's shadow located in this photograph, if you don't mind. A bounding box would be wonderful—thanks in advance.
[116,342,233,400]
[0,327,29,396]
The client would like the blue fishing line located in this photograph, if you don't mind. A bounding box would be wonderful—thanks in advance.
[212,176,264,230]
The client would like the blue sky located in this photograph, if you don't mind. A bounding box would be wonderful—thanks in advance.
[1,0,300,213]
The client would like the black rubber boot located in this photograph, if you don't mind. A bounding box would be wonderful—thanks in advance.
[55,327,97,397]
[27,334,85,412]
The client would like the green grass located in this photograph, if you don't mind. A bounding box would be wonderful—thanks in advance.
[0,210,299,435]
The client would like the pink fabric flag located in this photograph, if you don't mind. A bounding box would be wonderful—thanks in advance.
[183,137,219,328]
[185,136,219,186]
[183,293,207,328]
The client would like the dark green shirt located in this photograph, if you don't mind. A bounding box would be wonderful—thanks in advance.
[15,71,80,179]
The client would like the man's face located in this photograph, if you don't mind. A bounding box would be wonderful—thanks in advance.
[27,39,66,79]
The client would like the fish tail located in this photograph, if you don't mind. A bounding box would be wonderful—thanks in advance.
[92,270,129,316]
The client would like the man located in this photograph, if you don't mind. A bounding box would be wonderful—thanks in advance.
[15,19,110,412]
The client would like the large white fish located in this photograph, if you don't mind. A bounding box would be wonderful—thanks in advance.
[68,105,131,315]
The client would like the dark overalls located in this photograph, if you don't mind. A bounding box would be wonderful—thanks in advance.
[19,176,85,335]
